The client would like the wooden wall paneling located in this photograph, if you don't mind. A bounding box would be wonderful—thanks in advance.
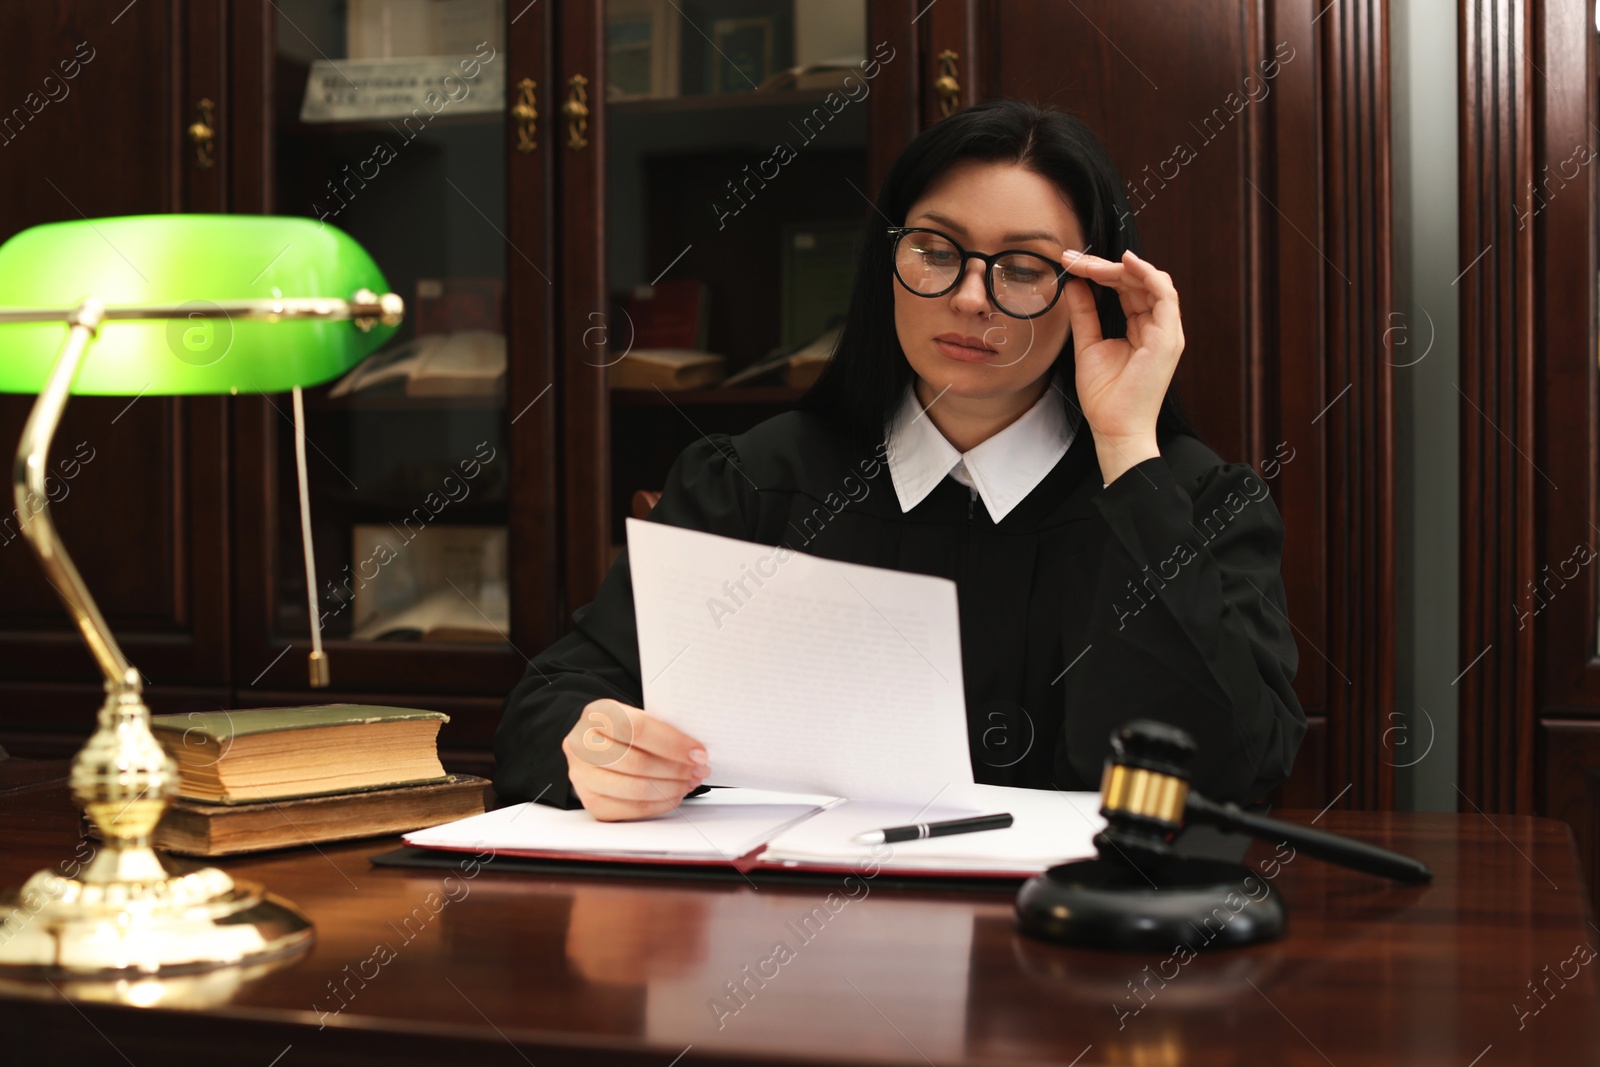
[1457,0,1538,814]
[223,1,272,710]
[506,0,562,656]
[980,1,1394,808]
[0,684,235,760]
[865,0,921,197]
[182,0,226,211]
[1534,3,1600,710]
[227,0,318,700]
[1540,721,1600,910]
[0,1,234,755]
[227,394,281,697]
[918,0,977,128]
[556,0,609,616]
[1529,0,1600,910]
[1266,0,1330,808]
[229,0,272,214]
[1243,1,1270,472]
[979,0,1254,462]
[176,0,235,698]
[1319,0,1397,810]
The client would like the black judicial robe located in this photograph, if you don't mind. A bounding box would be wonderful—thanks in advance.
[494,408,1306,809]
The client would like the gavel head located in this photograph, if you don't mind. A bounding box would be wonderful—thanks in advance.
[1094,719,1198,867]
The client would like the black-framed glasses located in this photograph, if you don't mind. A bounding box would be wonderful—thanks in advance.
[887,226,1069,319]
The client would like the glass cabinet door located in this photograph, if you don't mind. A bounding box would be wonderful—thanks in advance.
[598,0,874,564]
[237,0,552,723]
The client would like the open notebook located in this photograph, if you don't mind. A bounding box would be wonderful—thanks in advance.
[403,784,1106,879]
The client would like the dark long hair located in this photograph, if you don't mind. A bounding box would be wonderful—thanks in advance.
[800,98,1199,449]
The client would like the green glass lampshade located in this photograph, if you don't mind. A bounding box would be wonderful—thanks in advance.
[0,214,396,395]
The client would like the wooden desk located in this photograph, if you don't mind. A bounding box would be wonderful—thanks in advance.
[2,765,1598,1066]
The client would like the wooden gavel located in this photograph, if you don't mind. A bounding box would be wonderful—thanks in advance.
[1096,719,1433,885]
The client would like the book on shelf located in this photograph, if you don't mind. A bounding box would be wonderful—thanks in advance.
[793,2,866,70]
[608,348,727,390]
[346,0,504,60]
[350,524,507,641]
[605,0,682,101]
[782,221,858,349]
[718,323,840,388]
[327,330,505,399]
[351,587,509,643]
[782,324,840,388]
[404,783,1103,880]
[626,279,709,350]
[415,277,504,336]
[675,3,794,96]
[755,57,871,93]
[148,705,451,804]
[94,776,492,857]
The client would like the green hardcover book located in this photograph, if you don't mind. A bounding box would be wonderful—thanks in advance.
[781,220,858,350]
[148,704,451,804]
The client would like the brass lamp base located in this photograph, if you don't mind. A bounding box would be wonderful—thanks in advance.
[0,865,313,976]
[0,296,335,979]
[0,685,314,977]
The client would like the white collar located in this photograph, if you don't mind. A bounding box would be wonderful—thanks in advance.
[886,379,1076,521]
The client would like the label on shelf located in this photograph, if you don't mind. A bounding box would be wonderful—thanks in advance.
[300,52,504,123]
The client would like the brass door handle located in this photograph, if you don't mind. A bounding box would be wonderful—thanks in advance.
[512,77,538,153]
[188,98,215,169]
[934,50,961,118]
[563,74,590,150]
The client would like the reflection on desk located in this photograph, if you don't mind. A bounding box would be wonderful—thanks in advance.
[2,772,1599,1065]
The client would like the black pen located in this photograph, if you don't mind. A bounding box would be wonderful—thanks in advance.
[851,813,1014,845]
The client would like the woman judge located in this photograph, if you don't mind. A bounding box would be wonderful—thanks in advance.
[494,98,1306,821]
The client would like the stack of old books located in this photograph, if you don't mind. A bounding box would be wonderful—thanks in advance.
[606,280,728,391]
[135,704,490,856]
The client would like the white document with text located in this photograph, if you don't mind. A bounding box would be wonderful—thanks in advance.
[626,518,975,802]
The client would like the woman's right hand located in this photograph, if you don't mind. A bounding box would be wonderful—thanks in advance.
[562,698,710,822]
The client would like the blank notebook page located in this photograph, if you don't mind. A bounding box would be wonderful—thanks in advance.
[403,787,835,861]
[758,785,1104,873]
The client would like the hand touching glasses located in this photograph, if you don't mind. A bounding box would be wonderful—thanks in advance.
[1060,248,1185,485]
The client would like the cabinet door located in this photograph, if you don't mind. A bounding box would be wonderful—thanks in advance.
[1458,0,1600,914]
[227,1,559,770]
[0,1,234,756]
[559,0,918,610]
[978,0,1396,811]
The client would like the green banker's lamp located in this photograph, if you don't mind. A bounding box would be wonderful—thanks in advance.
[0,214,401,975]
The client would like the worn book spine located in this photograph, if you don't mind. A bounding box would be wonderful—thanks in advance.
[88,776,492,857]
[149,703,449,742]
[607,350,727,390]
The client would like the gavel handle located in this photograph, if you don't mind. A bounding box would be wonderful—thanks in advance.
[1185,795,1433,884]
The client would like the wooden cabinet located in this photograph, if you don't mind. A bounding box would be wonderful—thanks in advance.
[1457,0,1600,913]
[556,0,915,608]
[0,0,1394,807]
[0,0,929,776]
[974,0,1398,812]
[0,1,234,755]
[222,2,555,774]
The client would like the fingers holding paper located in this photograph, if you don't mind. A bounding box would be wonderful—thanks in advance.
[563,698,710,821]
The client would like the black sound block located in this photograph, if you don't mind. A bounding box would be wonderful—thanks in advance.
[1014,856,1285,950]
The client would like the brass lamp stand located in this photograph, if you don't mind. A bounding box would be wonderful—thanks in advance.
[0,291,400,975]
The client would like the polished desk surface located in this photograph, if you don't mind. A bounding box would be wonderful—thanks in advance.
[3,762,1599,1066]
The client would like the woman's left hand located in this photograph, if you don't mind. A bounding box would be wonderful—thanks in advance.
[1060,248,1185,484]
